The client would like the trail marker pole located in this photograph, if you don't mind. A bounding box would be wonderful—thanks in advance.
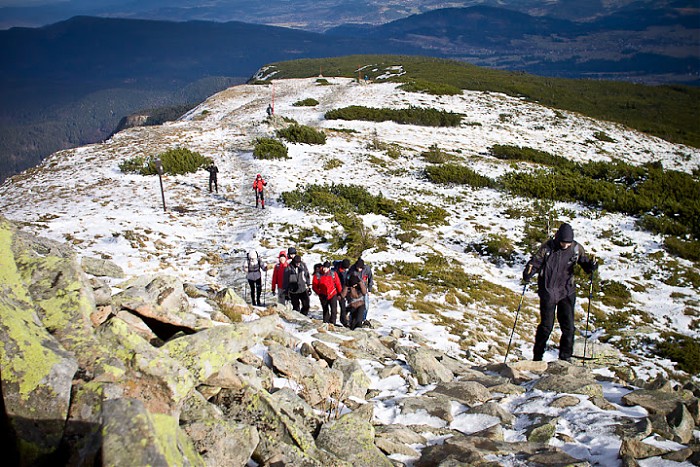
[155,158,166,212]
[583,270,595,362]
[504,283,528,364]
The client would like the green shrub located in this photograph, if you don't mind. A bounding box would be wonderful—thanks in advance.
[253,138,289,160]
[664,236,700,263]
[120,147,211,175]
[489,144,573,168]
[425,163,495,189]
[421,144,459,164]
[323,158,343,170]
[276,124,326,144]
[398,79,462,96]
[280,183,447,228]
[293,98,319,107]
[599,280,632,309]
[655,332,700,374]
[316,78,330,85]
[469,234,517,266]
[325,105,461,127]
[593,131,616,143]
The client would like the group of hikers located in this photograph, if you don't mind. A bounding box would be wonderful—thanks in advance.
[215,158,598,359]
[204,164,268,210]
[245,247,374,330]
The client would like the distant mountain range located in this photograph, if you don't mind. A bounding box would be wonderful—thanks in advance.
[0,3,697,183]
[0,0,689,31]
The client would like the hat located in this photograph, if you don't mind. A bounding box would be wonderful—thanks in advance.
[288,247,297,255]
[556,223,574,243]
[341,259,351,269]
[292,255,302,264]
[247,250,258,260]
[278,250,287,258]
[355,258,365,269]
[322,261,331,268]
[256,173,262,178]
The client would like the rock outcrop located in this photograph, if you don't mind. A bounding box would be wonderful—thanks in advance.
[1,217,699,466]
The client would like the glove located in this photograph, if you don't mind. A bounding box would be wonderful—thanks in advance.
[307,289,312,296]
[590,262,599,273]
[522,264,534,282]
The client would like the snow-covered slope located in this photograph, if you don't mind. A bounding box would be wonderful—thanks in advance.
[1,77,699,463]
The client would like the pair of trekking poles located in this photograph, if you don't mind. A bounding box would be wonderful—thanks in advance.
[504,270,595,364]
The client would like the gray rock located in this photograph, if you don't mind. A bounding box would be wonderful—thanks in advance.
[400,394,454,423]
[333,358,371,401]
[182,419,259,467]
[81,256,125,278]
[621,389,685,416]
[313,340,340,366]
[316,409,393,467]
[426,380,492,407]
[467,401,516,426]
[619,437,669,459]
[268,342,343,407]
[399,346,453,385]
[533,361,603,398]
[112,274,200,330]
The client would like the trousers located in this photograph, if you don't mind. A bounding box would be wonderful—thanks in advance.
[533,293,576,360]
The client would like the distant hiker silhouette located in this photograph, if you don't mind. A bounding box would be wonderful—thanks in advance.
[252,174,267,209]
[266,104,273,117]
[205,163,219,193]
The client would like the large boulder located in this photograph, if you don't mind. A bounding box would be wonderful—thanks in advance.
[162,315,281,383]
[0,218,79,465]
[101,398,204,466]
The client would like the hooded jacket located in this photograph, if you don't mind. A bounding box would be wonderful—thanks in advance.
[245,250,267,281]
[524,223,596,304]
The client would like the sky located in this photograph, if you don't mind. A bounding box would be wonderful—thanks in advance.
[0,72,698,465]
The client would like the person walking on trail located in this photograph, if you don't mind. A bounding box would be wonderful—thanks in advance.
[245,250,268,307]
[283,254,312,316]
[205,162,219,193]
[342,272,368,330]
[332,259,351,326]
[253,174,267,209]
[313,261,343,325]
[271,251,288,305]
[522,223,598,362]
[349,258,373,322]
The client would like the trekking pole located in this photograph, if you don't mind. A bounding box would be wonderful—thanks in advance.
[583,269,595,362]
[263,268,268,307]
[504,282,528,364]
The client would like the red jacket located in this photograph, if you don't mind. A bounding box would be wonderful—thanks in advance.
[253,178,267,192]
[271,261,287,292]
[312,271,342,299]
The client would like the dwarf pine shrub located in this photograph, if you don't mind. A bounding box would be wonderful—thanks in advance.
[119,148,211,175]
[325,105,462,127]
[655,332,700,375]
[253,138,289,160]
[469,233,517,266]
[489,144,573,168]
[425,163,495,188]
[293,98,320,107]
[276,124,326,144]
[421,144,459,164]
[398,79,462,96]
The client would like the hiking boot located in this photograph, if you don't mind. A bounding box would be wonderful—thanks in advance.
[559,357,572,363]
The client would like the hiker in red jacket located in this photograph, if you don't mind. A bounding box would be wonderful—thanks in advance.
[271,251,288,305]
[312,261,343,325]
[252,174,267,209]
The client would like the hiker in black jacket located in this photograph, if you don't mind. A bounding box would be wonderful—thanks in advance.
[283,254,312,316]
[523,223,598,362]
[206,163,219,193]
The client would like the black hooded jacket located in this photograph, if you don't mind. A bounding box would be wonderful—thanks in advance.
[524,223,596,304]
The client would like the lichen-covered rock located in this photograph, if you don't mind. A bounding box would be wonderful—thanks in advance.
[316,409,393,467]
[101,398,204,466]
[112,274,200,330]
[162,315,280,383]
[0,218,79,465]
[98,317,196,414]
[182,418,259,467]
[426,380,492,407]
[533,361,603,398]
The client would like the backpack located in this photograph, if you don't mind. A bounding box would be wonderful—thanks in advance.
[287,265,307,293]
